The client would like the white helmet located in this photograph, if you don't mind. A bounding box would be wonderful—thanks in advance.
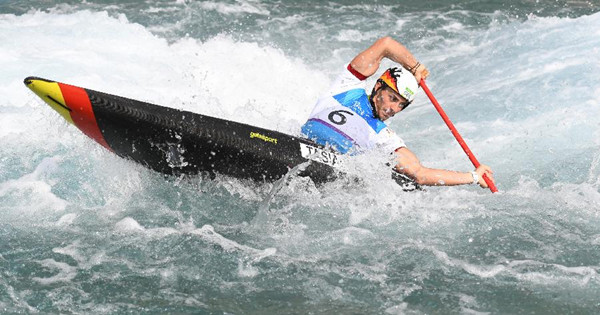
[377,67,419,106]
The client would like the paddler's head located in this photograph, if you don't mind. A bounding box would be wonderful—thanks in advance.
[370,67,418,121]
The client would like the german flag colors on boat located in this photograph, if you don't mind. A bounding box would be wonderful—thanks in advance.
[25,77,112,151]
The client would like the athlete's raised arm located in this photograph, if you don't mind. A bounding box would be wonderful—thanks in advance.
[349,36,429,82]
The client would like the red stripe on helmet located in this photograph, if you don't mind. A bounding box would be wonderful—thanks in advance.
[59,83,113,152]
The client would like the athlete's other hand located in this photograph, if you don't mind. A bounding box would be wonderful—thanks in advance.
[475,164,495,188]
[414,63,429,83]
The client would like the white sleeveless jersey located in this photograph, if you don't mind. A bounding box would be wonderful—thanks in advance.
[301,65,405,154]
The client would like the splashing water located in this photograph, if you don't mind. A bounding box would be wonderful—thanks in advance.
[1,1,600,313]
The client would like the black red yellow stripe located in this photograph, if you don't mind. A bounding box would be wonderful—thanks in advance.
[24,77,112,151]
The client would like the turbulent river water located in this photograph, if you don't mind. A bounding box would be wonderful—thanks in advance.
[1,0,600,313]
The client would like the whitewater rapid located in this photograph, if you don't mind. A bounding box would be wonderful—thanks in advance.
[1,3,599,313]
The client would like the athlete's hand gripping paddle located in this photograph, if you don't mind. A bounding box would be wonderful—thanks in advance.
[419,79,498,193]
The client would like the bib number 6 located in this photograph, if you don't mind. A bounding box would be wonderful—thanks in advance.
[328,110,354,125]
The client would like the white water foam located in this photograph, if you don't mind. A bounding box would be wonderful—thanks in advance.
[0,156,67,217]
[198,0,270,16]
[1,9,328,140]
[32,259,78,285]
[2,7,600,313]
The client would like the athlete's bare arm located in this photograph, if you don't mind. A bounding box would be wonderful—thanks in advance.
[394,147,495,188]
[349,36,429,82]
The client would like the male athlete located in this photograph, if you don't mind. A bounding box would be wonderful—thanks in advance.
[302,37,495,188]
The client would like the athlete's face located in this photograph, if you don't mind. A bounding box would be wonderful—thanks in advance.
[373,82,409,121]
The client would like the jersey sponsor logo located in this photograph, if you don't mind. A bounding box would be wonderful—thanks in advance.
[300,142,344,167]
[250,131,278,144]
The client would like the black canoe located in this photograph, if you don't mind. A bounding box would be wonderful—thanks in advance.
[24,76,418,190]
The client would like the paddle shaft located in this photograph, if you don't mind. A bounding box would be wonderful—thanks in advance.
[419,79,498,193]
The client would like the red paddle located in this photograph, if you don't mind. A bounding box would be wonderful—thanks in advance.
[419,79,498,193]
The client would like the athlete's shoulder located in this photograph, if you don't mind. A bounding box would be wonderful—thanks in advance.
[324,64,368,96]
